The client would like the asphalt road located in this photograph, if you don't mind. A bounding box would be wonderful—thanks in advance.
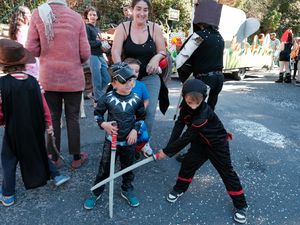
[0,70,299,225]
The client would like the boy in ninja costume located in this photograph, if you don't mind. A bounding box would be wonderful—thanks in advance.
[157,79,248,224]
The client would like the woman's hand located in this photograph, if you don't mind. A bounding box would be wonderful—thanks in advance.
[101,121,118,135]
[127,129,138,145]
[47,125,54,136]
[146,54,162,75]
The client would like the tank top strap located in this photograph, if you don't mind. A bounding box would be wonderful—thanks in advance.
[121,22,128,37]
[129,21,132,35]
[147,22,151,34]
[146,22,154,41]
[152,22,155,36]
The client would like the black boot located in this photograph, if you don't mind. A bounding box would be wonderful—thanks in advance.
[284,73,291,83]
[275,72,284,83]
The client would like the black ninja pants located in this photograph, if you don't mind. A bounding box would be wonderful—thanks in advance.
[92,139,135,197]
[173,141,247,209]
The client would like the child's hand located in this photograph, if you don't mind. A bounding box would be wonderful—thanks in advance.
[101,121,118,135]
[156,149,167,160]
[127,129,137,145]
[47,125,54,136]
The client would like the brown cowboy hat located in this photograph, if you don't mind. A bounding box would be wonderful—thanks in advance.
[0,39,35,66]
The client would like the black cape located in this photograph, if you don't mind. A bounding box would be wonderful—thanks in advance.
[0,74,50,189]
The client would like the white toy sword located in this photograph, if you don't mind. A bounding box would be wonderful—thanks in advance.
[91,153,158,192]
[109,124,117,218]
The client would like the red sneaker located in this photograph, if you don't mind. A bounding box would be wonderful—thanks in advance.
[71,152,88,169]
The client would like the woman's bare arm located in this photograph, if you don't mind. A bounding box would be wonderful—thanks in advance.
[111,22,128,63]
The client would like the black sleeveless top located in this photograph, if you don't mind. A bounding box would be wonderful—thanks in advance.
[279,42,293,61]
[123,22,156,78]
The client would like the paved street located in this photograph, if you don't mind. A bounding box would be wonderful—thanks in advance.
[0,70,299,225]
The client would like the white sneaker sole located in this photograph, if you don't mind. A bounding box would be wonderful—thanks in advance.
[167,192,183,203]
[54,177,70,187]
[234,213,246,224]
[0,196,15,207]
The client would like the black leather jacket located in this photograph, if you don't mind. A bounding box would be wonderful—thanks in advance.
[94,90,145,141]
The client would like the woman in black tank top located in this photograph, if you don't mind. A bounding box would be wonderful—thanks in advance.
[112,0,166,76]
[123,21,156,79]
[111,0,167,157]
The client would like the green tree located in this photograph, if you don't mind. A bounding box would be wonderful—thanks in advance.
[0,0,43,23]
[152,0,192,33]
[261,9,282,33]
[235,0,300,36]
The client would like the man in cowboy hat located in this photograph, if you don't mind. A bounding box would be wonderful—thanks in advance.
[0,39,69,207]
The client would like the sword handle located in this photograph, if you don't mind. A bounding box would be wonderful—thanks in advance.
[111,122,117,151]
[152,153,159,161]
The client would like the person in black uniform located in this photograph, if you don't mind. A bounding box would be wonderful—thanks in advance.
[157,79,248,224]
[177,0,224,110]
[83,63,146,210]
[176,0,224,161]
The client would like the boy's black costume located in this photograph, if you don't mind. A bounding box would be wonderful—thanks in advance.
[163,80,247,210]
[92,88,145,196]
[0,74,50,190]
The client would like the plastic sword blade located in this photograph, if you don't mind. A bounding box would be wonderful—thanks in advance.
[91,153,158,192]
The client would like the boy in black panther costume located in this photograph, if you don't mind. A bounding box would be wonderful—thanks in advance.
[84,63,145,210]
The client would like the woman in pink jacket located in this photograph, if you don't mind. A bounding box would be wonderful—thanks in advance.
[26,0,91,168]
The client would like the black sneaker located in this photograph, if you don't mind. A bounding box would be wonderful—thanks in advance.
[233,207,247,224]
[167,190,184,203]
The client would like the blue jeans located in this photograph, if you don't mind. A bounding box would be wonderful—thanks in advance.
[140,75,161,137]
[89,55,110,102]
